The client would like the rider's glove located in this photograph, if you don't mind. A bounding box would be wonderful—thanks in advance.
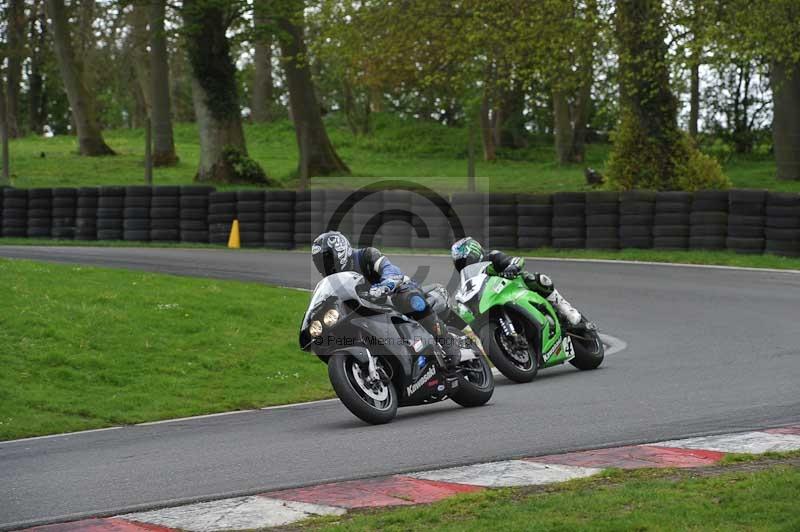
[369,281,395,298]
[500,262,521,279]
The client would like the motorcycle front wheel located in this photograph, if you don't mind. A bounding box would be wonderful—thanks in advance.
[479,319,538,383]
[328,353,398,424]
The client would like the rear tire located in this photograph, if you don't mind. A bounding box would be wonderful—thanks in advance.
[568,319,605,370]
[479,320,538,383]
[328,353,397,425]
[451,349,494,407]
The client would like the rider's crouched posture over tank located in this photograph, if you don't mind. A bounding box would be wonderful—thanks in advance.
[312,231,463,365]
[450,237,593,330]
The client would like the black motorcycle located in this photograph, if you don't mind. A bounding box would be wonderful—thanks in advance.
[299,272,494,424]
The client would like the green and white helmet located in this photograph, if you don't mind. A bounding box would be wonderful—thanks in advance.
[451,237,484,271]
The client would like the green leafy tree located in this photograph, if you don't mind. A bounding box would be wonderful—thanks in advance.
[607,0,727,190]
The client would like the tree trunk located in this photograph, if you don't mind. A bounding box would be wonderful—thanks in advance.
[149,0,178,165]
[770,60,800,181]
[130,4,151,113]
[689,59,700,138]
[496,84,528,149]
[553,90,573,164]
[183,0,266,183]
[6,0,25,138]
[278,3,349,176]
[480,90,496,161]
[342,79,371,135]
[570,61,593,164]
[610,0,683,190]
[0,74,10,184]
[28,0,47,135]
[45,0,114,155]
[251,1,275,123]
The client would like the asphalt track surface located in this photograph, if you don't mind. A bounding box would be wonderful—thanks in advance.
[1,245,799,529]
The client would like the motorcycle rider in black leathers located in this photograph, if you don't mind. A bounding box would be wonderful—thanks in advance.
[312,231,462,365]
[450,236,592,329]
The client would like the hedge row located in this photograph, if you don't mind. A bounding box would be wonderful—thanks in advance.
[1,187,799,257]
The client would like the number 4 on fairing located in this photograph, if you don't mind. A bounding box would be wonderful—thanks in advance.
[454,262,604,383]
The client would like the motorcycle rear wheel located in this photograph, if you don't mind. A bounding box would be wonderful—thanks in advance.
[328,353,398,424]
[568,319,605,370]
[451,347,494,407]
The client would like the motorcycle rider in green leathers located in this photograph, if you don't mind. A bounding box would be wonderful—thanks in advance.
[450,237,593,330]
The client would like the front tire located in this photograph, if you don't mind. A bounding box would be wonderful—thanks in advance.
[568,319,605,370]
[328,353,398,424]
[479,320,538,383]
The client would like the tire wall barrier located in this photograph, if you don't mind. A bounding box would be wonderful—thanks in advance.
[1,187,799,257]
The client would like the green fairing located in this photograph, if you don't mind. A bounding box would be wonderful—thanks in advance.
[456,269,570,368]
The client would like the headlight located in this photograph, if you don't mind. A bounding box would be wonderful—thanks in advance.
[323,309,340,327]
[309,320,323,337]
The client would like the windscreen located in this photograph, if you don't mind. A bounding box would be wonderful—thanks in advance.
[301,271,364,330]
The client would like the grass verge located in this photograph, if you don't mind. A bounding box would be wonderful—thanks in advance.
[0,258,330,441]
[301,453,800,531]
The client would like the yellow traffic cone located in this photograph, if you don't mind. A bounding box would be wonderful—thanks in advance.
[227,219,241,249]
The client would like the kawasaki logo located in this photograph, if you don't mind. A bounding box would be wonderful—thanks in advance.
[544,341,561,362]
[406,366,436,396]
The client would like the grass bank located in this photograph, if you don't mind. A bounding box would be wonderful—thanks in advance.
[305,454,800,531]
[0,258,329,441]
[4,114,791,193]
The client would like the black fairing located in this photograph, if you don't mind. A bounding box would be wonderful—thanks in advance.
[300,272,450,406]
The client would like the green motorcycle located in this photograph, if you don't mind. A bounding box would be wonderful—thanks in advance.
[453,261,604,383]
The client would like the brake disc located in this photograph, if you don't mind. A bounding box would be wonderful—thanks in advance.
[351,363,389,401]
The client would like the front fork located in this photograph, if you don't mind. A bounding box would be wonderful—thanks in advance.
[499,309,528,349]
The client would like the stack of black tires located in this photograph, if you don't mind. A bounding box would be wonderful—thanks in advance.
[486,194,518,249]
[264,190,295,249]
[97,186,125,240]
[552,192,585,249]
[208,191,237,245]
[1,188,27,237]
[411,191,451,250]
[726,189,766,254]
[236,190,265,247]
[585,192,619,249]
[150,187,180,242]
[179,186,214,243]
[516,194,551,249]
[619,191,655,248]
[293,190,325,247]
[75,187,98,240]
[27,188,52,238]
[690,191,728,250]
[653,192,692,250]
[123,186,151,242]
[764,192,800,257]
[323,190,353,239]
[51,188,77,239]
[379,190,413,248]
[451,192,487,246]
